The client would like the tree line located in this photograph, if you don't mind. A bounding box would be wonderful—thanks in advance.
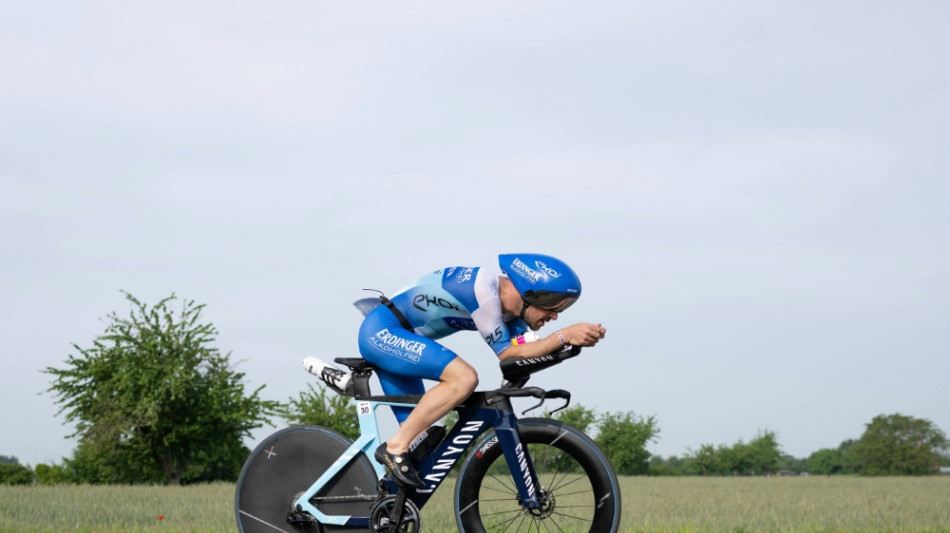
[646,413,949,477]
[3,293,947,485]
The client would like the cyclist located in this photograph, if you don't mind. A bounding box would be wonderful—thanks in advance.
[358,253,607,488]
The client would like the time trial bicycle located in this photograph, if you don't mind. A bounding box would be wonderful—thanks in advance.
[234,345,621,533]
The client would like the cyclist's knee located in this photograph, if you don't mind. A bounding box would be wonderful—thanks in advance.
[458,367,479,394]
[443,359,479,394]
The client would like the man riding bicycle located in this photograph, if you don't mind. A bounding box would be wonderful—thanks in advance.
[358,253,607,488]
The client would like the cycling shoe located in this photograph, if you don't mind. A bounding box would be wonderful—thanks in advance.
[375,443,425,489]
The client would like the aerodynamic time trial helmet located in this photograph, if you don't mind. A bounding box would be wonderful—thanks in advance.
[498,253,582,313]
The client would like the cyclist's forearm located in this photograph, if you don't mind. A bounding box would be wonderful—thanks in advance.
[498,334,564,359]
[499,323,606,359]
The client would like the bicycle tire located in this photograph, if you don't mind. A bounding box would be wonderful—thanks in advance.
[235,425,378,533]
[455,418,621,533]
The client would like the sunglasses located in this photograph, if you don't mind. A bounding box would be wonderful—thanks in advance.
[523,290,578,313]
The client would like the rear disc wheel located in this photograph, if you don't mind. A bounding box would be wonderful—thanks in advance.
[235,426,377,533]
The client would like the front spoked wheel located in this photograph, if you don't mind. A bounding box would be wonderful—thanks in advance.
[455,418,621,533]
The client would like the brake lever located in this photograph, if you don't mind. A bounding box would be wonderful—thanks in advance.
[543,389,572,415]
[520,388,573,416]
[521,397,545,415]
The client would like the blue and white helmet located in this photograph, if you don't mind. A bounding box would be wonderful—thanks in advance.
[499,253,582,313]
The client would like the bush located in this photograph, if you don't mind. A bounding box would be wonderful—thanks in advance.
[34,463,77,485]
[0,462,35,485]
[595,412,659,475]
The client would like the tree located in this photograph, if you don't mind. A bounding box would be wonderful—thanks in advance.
[836,439,862,474]
[744,430,782,475]
[551,404,597,433]
[45,292,281,485]
[285,383,359,440]
[648,455,687,476]
[807,448,846,475]
[684,430,782,476]
[595,412,659,475]
[0,462,34,485]
[777,454,808,475]
[851,413,947,476]
[685,443,734,476]
[34,463,76,485]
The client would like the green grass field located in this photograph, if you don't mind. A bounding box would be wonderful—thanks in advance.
[1,476,948,532]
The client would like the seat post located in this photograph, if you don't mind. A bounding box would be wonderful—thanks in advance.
[350,370,373,398]
[332,357,376,398]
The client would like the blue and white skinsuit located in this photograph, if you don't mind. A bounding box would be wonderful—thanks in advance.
[357,266,529,422]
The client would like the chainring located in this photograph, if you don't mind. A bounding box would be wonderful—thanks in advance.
[369,495,421,533]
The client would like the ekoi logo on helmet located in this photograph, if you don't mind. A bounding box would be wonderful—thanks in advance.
[499,253,582,309]
[534,260,562,279]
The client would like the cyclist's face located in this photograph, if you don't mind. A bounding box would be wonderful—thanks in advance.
[524,305,559,330]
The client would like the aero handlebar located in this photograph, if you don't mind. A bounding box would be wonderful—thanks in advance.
[498,345,582,385]
[494,345,582,413]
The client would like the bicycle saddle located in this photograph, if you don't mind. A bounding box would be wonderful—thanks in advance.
[334,357,377,372]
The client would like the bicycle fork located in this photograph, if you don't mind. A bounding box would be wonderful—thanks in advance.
[492,410,544,510]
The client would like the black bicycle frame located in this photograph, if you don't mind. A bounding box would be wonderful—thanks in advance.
[311,346,580,526]
[372,389,544,511]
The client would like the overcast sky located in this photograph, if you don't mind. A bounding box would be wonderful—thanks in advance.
[2,1,948,468]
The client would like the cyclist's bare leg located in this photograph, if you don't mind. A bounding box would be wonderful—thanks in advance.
[385,357,478,454]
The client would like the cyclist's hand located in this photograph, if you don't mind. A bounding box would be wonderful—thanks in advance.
[562,323,606,347]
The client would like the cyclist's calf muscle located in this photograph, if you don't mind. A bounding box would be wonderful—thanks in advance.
[386,357,477,453]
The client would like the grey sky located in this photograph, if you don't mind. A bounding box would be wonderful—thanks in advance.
[2,1,948,467]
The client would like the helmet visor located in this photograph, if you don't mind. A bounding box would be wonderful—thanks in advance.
[523,290,578,312]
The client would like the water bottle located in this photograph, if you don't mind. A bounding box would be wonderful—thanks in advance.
[302,357,352,393]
